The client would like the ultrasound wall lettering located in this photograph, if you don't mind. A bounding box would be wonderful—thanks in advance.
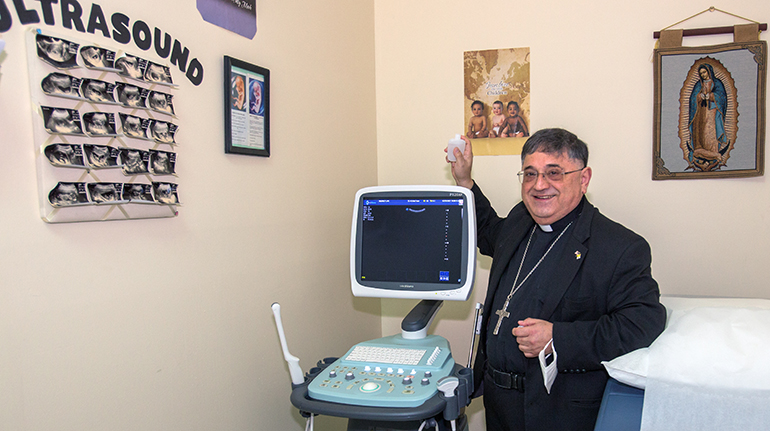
[1,0,204,85]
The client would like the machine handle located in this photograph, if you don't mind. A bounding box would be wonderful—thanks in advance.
[467,303,483,368]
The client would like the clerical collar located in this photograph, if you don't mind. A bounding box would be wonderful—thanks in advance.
[537,196,586,232]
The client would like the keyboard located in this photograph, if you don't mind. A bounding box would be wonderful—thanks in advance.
[345,345,427,366]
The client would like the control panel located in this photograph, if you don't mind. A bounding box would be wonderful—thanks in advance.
[307,334,455,408]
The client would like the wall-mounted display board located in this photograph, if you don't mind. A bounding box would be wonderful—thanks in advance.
[224,55,269,157]
[25,28,181,223]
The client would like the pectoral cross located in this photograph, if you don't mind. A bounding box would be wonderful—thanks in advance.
[493,301,511,335]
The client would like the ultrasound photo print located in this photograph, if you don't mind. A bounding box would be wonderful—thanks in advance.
[44,143,86,167]
[48,182,89,207]
[115,53,147,81]
[115,82,148,108]
[81,79,116,104]
[148,119,177,144]
[120,148,150,175]
[41,73,81,98]
[88,182,123,204]
[144,61,173,85]
[152,182,179,205]
[80,45,116,69]
[149,149,176,175]
[83,112,117,137]
[41,106,83,135]
[119,113,150,139]
[122,183,155,202]
[147,90,175,116]
[83,144,120,168]
[36,34,79,69]
[30,30,183,221]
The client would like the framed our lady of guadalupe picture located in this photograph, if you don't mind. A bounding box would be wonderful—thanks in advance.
[653,40,766,179]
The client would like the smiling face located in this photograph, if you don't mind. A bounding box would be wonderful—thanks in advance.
[520,150,591,225]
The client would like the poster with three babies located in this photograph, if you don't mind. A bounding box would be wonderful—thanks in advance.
[463,47,530,156]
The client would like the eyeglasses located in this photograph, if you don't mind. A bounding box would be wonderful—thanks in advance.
[517,167,585,184]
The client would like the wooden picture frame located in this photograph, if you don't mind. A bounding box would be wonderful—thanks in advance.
[653,41,766,179]
[224,56,270,157]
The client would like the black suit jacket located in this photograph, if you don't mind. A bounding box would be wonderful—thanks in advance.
[470,183,666,430]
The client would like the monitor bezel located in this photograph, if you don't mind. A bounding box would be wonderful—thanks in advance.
[350,185,476,301]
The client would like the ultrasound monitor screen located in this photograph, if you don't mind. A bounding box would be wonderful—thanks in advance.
[351,186,476,301]
[361,198,462,283]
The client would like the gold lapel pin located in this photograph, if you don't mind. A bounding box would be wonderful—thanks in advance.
[575,251,582,260]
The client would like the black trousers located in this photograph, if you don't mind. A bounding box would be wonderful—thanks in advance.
[482,370,603,431]
[483,371,526,431]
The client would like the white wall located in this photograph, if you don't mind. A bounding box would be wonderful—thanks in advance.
[374,0,769,429]
[0,1,379,430]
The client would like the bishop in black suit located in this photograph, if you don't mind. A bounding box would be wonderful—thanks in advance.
[447,128,666,431]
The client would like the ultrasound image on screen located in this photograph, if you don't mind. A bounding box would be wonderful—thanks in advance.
[359,198,464,288]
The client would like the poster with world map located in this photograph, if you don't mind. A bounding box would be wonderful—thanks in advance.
[464,47,530,155]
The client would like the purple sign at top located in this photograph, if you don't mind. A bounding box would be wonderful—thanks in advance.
[197,0,257,40]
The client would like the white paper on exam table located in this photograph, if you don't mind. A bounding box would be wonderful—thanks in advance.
[640,306,770,431]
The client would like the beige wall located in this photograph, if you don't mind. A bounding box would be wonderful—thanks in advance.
[2,0,769,430]
[374,0,769,429]
[0,1,379,430]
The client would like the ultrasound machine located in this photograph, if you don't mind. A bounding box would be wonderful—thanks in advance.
[273,185,480,431]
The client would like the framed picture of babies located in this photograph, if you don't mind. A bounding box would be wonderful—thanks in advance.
[224,55,270,157]
[653,38,766,179]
